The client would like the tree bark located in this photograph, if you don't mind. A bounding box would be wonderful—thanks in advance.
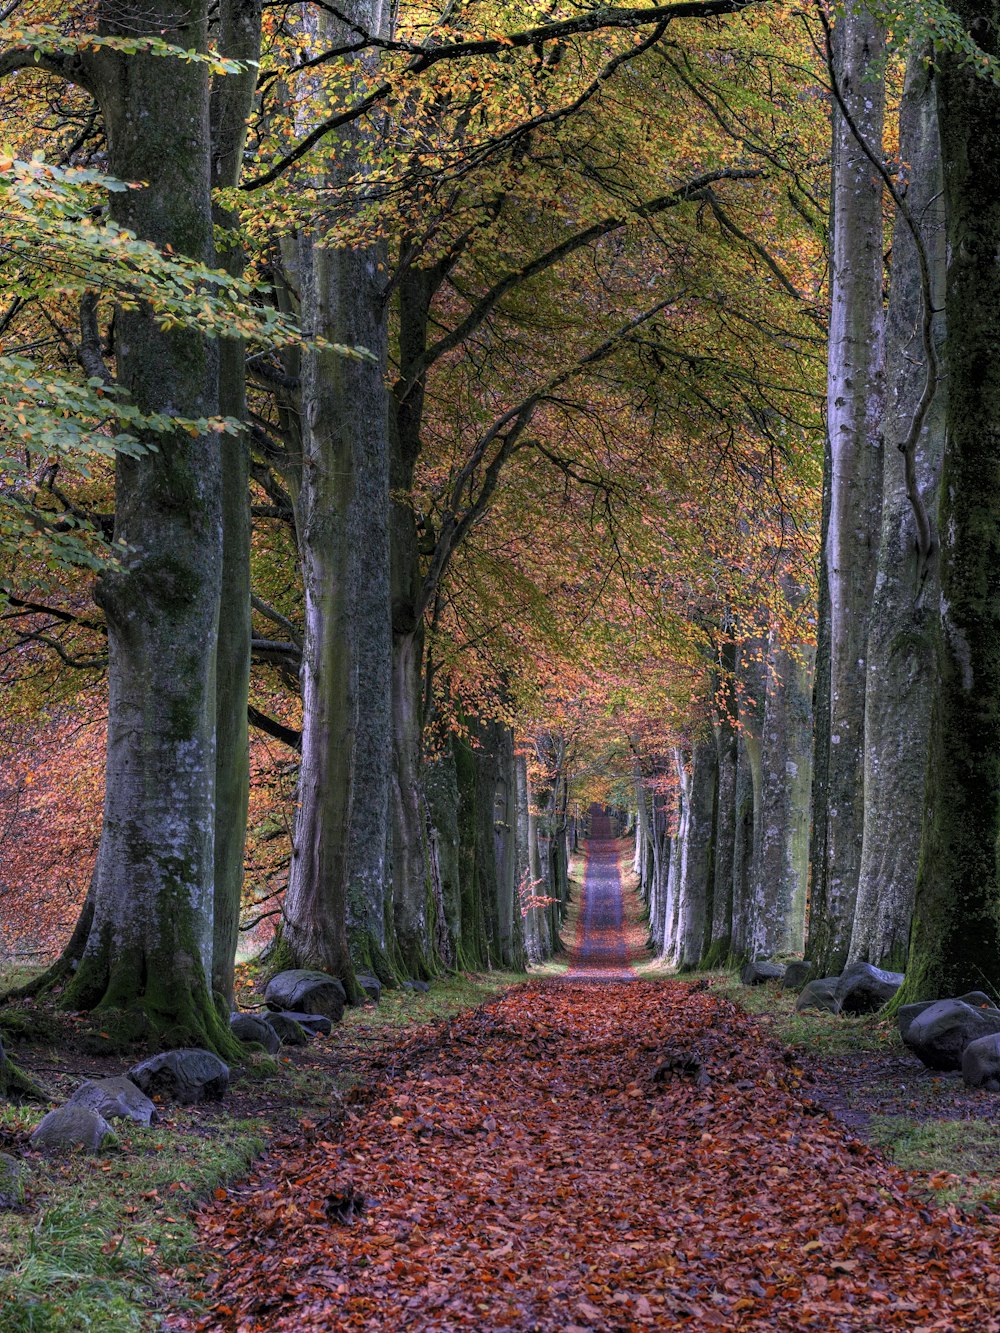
[749,574,814,959]
[279,0,393,995]
[209,0,263,1005]
[675,734,717,969]
[63,1,233,1050]
[729,636,765,961]
[807,7,886,974]
[901,5,1000,999]
[850,51,946,970]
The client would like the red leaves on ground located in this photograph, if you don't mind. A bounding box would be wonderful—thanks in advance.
[174,981,1000,1332]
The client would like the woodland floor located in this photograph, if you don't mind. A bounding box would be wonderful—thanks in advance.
[160,825,1000,1332]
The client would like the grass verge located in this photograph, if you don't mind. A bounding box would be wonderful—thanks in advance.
[0,1105,264,1332]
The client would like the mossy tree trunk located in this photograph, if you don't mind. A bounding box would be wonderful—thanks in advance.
[901,5,1000,1000]
[62,1,235,1053]
[807,7,886,974]
[851,51,946,970]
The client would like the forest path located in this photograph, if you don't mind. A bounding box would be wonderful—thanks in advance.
[564,811,637,981]
[179,980,1000,1332]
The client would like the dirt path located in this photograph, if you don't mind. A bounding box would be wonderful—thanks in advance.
[564,812,636,982]
[177,845,1000,1332]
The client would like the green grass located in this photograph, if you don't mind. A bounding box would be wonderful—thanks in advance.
[341,969,527,1031]
[0,1105,265,1332]
[868,1115,1000,1211]
[693,968,901,1057]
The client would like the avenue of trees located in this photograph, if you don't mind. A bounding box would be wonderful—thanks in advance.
[1,0,999,1052]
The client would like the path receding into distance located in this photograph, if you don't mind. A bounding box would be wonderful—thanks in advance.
[564,809,636,982]
[179,831,1000,1332]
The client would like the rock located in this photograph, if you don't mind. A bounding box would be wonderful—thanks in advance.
[795,978,841,1014]
[782,961,814,991]
[355,973,381,1004]
[30,1105,117,1153]
[127,1049,230,1104]
[264,1013,310,1046]
[0,1152,27,1207]
[402,979,431,994]
[740,960,785,986]
[903,1000,1000,1072]
[898,992,998,1043]
[230,1013,281,1054]
[963,1034,1000,1090]
[67,1077,159,1126]
[834,962,904,1015]
[273,1011,332,1038]
[264,970,346,1023]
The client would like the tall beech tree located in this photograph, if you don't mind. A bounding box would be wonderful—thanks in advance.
[53,0,234,1046]
[807,5,885,975]
[850,49,946,969]
[901,2,1000,999]
[275,0,394,996]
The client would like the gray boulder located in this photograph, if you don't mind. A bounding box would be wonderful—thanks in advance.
[782,961,814,991]
[273,1011,332,1038]
[30,1105,117,1153]
[0,1151,27,1208]
[230,1013,281,1054]
[795,977,841,1014]
[897,992,995,1042]
[834,962,904,1015]
[264,1013,309,1047]
[962,1033,1000,1090]
[355,973,382,1004]
[264,970,346,1023]
[740,960,786,986]
[67,1077,159,1126]
[402,979,431,994]
[127,1049,230,1104]
[903,999,1000,1071]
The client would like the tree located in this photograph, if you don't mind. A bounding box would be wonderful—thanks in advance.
[807,6,886,975]
[901,2,1000,999]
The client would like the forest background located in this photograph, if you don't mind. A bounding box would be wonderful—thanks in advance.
[0,0,999,1051]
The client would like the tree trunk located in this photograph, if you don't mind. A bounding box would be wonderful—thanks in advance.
[389,267,437,976]
[851,51,946,969]
[64,1,233,1051]
[729,636,765,961]
[662,747,688,964]
[279,0,393,996]
[209,0,263,1005]
[749,574,814,959]
[675,734,717,969]
[526,772,552,961]
[901,5,1000,999]
[706,700,737,963]
[808,7,886,974]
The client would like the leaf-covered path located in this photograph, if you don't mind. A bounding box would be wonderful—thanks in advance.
[178,840,1000,1331]
[565,812,636,981]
